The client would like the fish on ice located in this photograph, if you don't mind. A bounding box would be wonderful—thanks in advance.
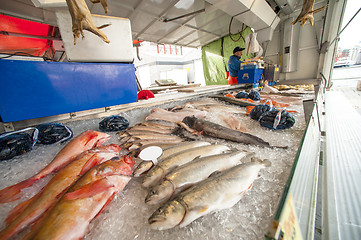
[23,155,135,240]
[0,130,111,203]
[142,144,230,188]
[133,141,211,177]
[145,150,254,205]
[0,144,121,240]
[148,158,271,230]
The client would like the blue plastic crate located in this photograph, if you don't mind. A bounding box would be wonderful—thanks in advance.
[237,69,264,84]
[240,64,258,70]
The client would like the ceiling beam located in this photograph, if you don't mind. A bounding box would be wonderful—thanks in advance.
[134,0,180,39]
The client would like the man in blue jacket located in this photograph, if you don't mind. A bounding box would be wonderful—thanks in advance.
[227,47,245,85]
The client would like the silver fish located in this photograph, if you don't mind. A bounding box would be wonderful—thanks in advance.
[145,150,254,205]
[148,159,271,230]
[142,144,230,188]
[133,141,211,177]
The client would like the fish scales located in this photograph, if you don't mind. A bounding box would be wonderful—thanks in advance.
[142,144,230,188]
[148,160,270,230]
[145,151,254,205]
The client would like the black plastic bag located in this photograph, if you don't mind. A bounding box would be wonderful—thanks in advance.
[235,92,249,99]
[99,115,129,132]
[259,110,295,130]
[248,90,261,101]
[250,104,276,121]
[0,131,35,161]
[36,123,73,145]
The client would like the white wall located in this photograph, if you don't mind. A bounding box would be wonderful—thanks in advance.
[263,0,341,82]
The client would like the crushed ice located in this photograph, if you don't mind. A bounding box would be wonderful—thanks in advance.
[0,95,308,239]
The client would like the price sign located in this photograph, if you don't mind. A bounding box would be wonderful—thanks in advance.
[277,194,303,240]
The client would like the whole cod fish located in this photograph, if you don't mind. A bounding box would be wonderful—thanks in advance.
[148,159,271,230]
[133,141,211,177]
[142,144,230,188]
[145,150,254,205]
[0,130,111,203]
[24,155,135,240]
[180,116,284,148]
[0,144,121,240]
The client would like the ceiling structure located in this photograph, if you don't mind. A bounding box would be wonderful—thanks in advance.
[0,0,297,48]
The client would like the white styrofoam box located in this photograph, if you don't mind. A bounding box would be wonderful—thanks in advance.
[56,11,134,62]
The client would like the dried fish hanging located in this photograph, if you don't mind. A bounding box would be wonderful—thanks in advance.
[65,0,111,44]
[291,0,327,26]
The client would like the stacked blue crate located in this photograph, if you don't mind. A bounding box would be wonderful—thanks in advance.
[237,64,264,84]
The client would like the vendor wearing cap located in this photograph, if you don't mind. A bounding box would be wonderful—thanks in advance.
[227,46,245,85]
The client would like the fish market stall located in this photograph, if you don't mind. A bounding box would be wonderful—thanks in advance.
[0,87,311,239]
[1,0,357,239]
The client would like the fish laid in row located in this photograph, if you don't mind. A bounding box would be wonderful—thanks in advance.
[145,150,254,205]
[24,155,135,240]
[142,144,230,188]
[148,159,271,230]
[133,141,211,177]
[179,116,286,148]
[145,108,207,123]
[0,144,121,240]
[0,130,111,203]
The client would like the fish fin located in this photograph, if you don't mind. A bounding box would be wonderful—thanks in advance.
[192,205,209,214]
[94,192,116,219]
[80,154,104,175]
[82,131,99,146]
[0,177,38,203]
[251,157,272,167]
[55,187,70,200]
[208,170,222,178]
[64,178,114,200]
[5,195,36,225]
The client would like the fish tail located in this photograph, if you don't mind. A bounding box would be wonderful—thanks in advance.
[5,195,36,225]
[0,178,38,203]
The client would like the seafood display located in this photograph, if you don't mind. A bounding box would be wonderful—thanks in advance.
[145,150,254,205]
[179,116,278,148]
[118,120,182,150]
[144,108,207,123]
[149,159,271,230]
[0,144,121,240]
[0,92,307,239]
[133,141,210,177]
[0,130,110,203]
[24,155,134,240]
[142,144,230,188]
